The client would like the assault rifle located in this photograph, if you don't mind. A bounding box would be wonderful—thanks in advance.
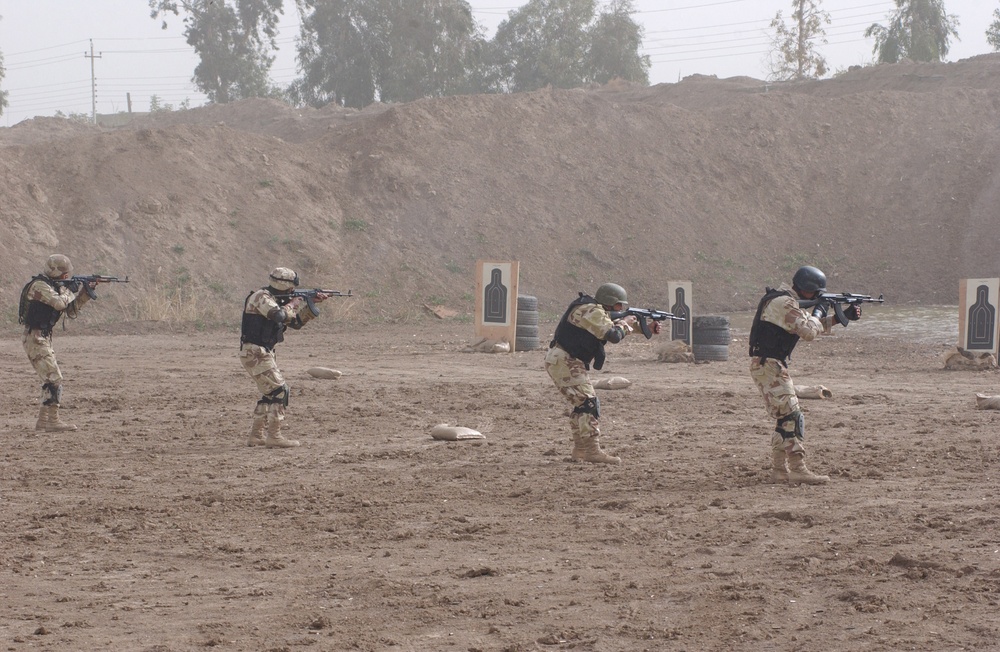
[290,288,352,316]
[63,274,129,300]
[609,307,685,339]
[798,292,885,327]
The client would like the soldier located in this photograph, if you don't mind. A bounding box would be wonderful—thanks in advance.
[18,254,95,432]
[748,265,862,484]
[239,267,329,448]
[544,282,658,464]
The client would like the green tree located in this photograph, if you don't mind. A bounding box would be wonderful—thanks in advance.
[864,0,959,63]
[490,0,595,92]
[149,0,283,103]
[768,0,830,81]
[291,0,483,109]
[585,0,650,85]
[987,6,1000,50]
[487,0,648,93]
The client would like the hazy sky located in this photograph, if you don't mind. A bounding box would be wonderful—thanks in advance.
[0,0,996,126]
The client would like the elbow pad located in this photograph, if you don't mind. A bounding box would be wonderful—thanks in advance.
[266,307,287,324]
[605,326,625,344]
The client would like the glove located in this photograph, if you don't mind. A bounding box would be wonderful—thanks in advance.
[844,304,862,321]
[64,279,81,293]
[811,303,827,320]
[649,320,662,335]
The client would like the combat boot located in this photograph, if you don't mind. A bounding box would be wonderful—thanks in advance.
[264,420,300,448]
[787,452,829,484]
[265,432,300,448]
[246,415,266,447]
[36,405,78,432]
[770,450,789,483]
[572,436,621,465]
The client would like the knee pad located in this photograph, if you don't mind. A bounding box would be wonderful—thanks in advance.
[259,384,290,406]
[776,410,804,440]
[573,396,600,418]
[41,382,62,406]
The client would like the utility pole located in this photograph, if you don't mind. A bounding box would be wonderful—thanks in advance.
[84,39,102,124]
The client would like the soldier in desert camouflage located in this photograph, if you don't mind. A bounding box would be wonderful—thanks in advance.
[749,266,862,484]
[239,267,329,448]
[544,282,658,464]
[18,254,96,432]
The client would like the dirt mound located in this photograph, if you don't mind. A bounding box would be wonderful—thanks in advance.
[2,54,1000,324]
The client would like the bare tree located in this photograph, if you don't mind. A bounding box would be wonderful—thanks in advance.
[767,0,830,81]
[0,14,8,116]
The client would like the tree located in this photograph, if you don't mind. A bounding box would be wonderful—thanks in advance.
[490,0,595,93]
[864,0,959,64]
[586,0,650,85]
[0,15,8,117]
[768,0,830,81]
[987,6,1000,51]
[149,0,283,103]
[488,0,649,94]
[291,0,484,108]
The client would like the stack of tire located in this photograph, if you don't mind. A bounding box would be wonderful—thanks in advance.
[691,315,731,361]
[515,295,541,351]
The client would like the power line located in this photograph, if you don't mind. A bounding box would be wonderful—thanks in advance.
[643,21,883,53]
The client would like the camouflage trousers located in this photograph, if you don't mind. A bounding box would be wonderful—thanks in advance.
[239,344,287,428]
[544,346,600,441]
[749,357,806,455]
[23,328,63,404]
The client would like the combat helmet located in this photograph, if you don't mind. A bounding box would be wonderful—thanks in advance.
[594,282,628,309]
[792,266,827,294]
[43,254,73,279]
[268,267,299,292]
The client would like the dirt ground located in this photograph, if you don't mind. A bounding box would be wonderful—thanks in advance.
[2,313,998,652]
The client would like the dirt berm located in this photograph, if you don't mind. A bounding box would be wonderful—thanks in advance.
[1,54,999,322]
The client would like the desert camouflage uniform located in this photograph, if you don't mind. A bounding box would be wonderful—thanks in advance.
[239,288,316,444]
[22,277,90,405]
[544,302,624,444]
[749,285,825,457]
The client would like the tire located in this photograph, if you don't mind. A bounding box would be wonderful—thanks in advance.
[515,336,540,351]
[517,295,538,311]
[692,315,730,329]
[516,310,539,326]
[516,325,538,339]
[692,316,730,361]
[693,343,730,362]
[692,329,731,346]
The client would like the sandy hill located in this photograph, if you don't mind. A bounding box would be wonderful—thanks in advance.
[2,54,999,325]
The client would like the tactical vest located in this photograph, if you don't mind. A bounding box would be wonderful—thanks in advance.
[748,288,800,364]
[551,294,608,370]
[18,275,63,336]
[240,289,287,351]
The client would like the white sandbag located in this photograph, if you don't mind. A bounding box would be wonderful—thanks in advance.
[975,393,1000,410]
[431,424,486,441]
[462,337,510,353]
[593,376,631,390]
[795,385,833,400]
[306,367,342,379]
